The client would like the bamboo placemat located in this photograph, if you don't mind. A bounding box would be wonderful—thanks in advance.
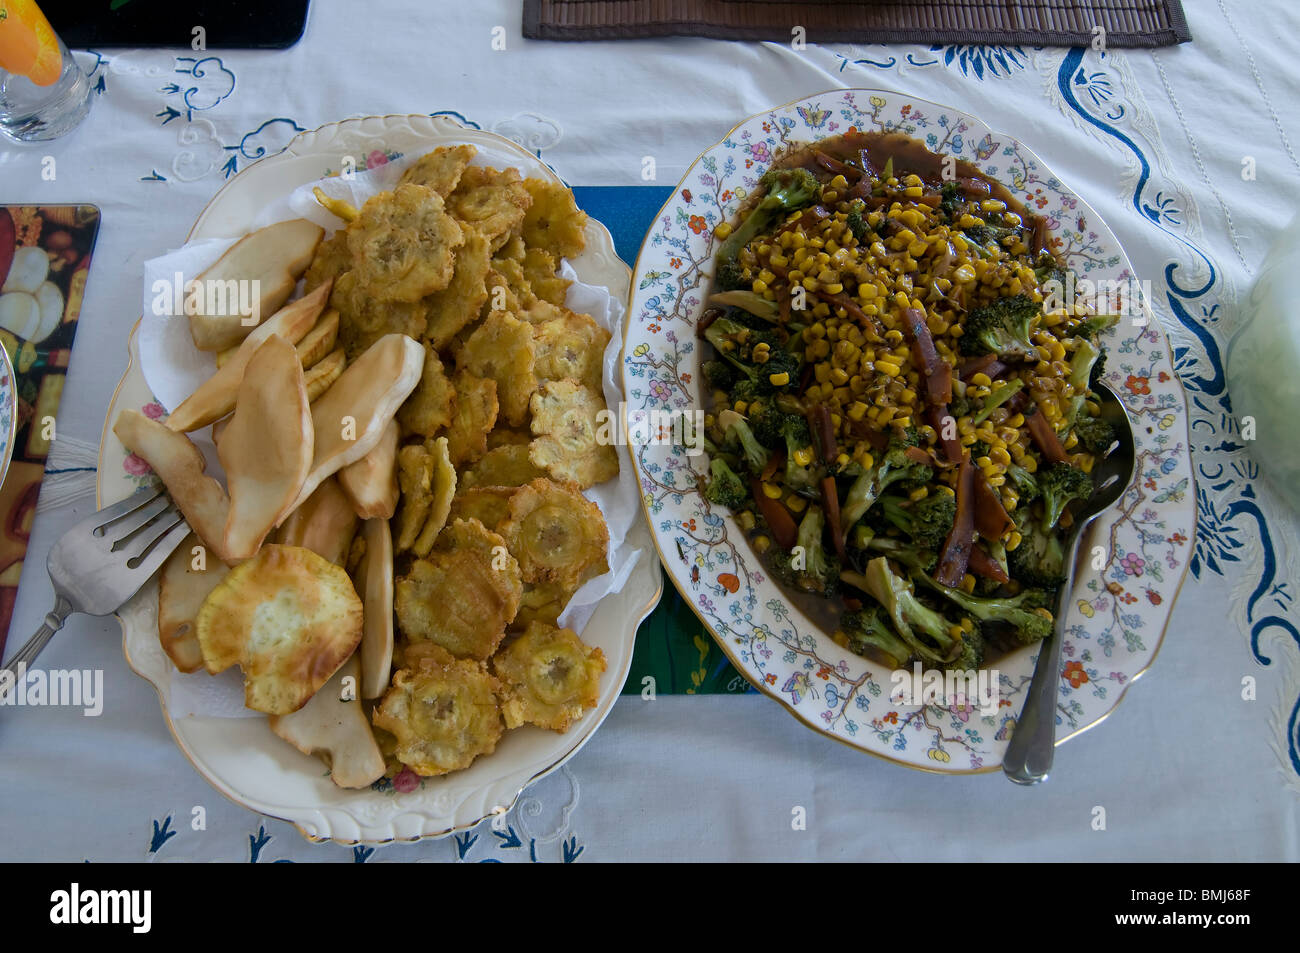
[523,0,1192,46]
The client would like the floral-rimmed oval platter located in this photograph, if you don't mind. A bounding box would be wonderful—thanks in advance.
[623,89,1196,773]
[97,113,662,842]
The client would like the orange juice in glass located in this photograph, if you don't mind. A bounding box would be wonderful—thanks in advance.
[0,0,91,141]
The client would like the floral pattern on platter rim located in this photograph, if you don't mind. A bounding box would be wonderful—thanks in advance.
[623,89,1196,773]
[97,114,662,842]
[0,342,15,489]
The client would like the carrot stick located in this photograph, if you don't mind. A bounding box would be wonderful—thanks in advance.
[935,459,976,587]
[821,475,847,560]
[968,543,1010,584]
[902,307,951,406]
[750,478,798,550]
[926,404,964,465]
[1025,405,1069,464]
[972,469,1014,540]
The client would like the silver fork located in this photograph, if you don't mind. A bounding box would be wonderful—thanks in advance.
[1002,380,1137,784]
[0,486,189,691]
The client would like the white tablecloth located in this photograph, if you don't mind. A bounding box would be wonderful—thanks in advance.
[1,0,1296,861]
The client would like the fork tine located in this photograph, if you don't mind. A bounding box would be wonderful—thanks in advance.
[85,485,168,536]
[107,495,176,551]
[118,505,184,564]
[124,517,191,581]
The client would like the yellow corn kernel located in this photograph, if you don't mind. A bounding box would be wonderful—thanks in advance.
[892,416,912,429]
[858,452,875,470]
[1064,432,1079,451]
[1006,530,1023,552]
[761,482,783,500]
[822,190,839,204]
[904,186,924,198]
[948,624,964,640]
[713,222,733,240]
[733,400,748,415]
[754,535,771,554]
[960,574,977,594]
[899,387,917,406]
[823,282,845,296]
[908,486,929,502]
[751,279,769,295]
[1032,607,1054,622]
[829,173,848,191]
[830,367,850,386]
[791,447,815,468]
[814,363,832,384]
[847,401,868,422]
[786,494,808,514]
[768,371,791,387]
[1080,455,1095,474]
[936,484,955,497]
[991,447,1012,467]
[836,452,852,469]
[980,199,1007,213]
[953,264,976,284]
[970,372,993,388]
[1007,412,1025,428]
[875,360,901,378]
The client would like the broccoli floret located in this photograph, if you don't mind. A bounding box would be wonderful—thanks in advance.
[846,200,870,242]
[944,624,986,672]
[1072,415,1116,455]
[959,294,1041,360]
[704,315,802,396]
[939,181,964,220]
[703,359,737,391]
[1063,337,1102,428]
[841,438,933,530]
[949,393,974,418]
[704,458,748,510]
[782,414,819,490]
[880,493,956,550]
[919,575,1054,645]
[1090,350,1108,387]
[715,259,746,291]
[1006,463,1040,504]
[963,223,1020,249]
[718,410,770,474]
[746,403,785,449]
[793,505,840,597]
[714,167,821,289]
[1039,462,1093,529]
[969,439,991,461]
[838,606,915,667]
[849,557,960,663]
[1032,253,1069,289]
[1073,313,1122,340]
[1008,509,1066,588]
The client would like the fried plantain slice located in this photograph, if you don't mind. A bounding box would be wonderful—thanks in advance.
[500,478,607,587]
[486,425,533,449]
[533,309,610,392]
[398,144,477,198]
[346,183,463,303]
[411,436,456,558]
[303,348,346,402]
[443,370,498,466]
[304,230,352,294]
[459,443,545,489]
[158,534,230,674]
[457,310,537,428]
[394,518,521,660]
[487,256,536,311]
[423,226,492,351]
[492,621,605,732]
[520,178,588,261]
[528,379,620,488]
[397,346,456,438]
[394,443,434,553]
[331,269,429,359]
[447,166,531,252]
[446,486,516,533]
[509,579,578,632]
[521,246,571,307]
[482,268,525,318]
[196,544,363,714]
[372,645,503,776]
